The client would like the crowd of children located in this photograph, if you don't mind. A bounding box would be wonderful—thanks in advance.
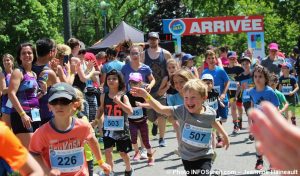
[0,34,300,176]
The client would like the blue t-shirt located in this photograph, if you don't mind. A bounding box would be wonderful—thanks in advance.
[202,66,229,102]
[167,93,183,106]
[101,60,124,74]
[121,63,152,91]
[249,86,279,109]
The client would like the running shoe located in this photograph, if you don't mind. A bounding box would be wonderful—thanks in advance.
[249,134,255,141]
[132,151,140,161]
[124,169,134,176]
[140,148,148,159]
[159,138,166,147]
[255,159,264,170]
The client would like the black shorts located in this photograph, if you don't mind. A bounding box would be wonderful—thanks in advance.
[103,136,132,153]
[11,111,41,134]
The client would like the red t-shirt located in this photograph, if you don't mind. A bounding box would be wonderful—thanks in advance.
[29,118,93,176]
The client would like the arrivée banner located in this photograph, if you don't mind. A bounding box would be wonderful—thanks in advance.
[163,16,264,36]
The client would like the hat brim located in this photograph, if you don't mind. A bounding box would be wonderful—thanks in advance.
[269,47,278,51]
[240,58,251,63]
[48,93,73,103]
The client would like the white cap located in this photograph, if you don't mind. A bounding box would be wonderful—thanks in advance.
[201,74,214,81]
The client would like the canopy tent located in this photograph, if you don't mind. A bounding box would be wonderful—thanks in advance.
[89,21,144,50]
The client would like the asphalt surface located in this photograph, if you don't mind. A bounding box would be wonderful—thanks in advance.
[94,112,299,176]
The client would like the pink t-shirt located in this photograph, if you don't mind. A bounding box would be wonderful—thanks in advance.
[29,118,93,176]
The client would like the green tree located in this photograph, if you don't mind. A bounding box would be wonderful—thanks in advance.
[0,0,63,57]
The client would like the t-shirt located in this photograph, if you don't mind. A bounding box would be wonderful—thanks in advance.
[279,75,297,98]
[261,56,285,75]
[126,92,146,122]
[274,89,288,110]
[121,63,152,91]
[224,66,244,96]
[249,86,279,109]
[205,89,220,111]
[167,93,183,106]
[235,73,254,102]
[101,60,124,74]
[0,122,28,171]
[29,118,93,176]
[171,105,216,161]
[103,94,130,140]
[202,66,229,102]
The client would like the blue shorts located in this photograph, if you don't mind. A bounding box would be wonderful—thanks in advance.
[217,101,228,121]
[1,106,11,114]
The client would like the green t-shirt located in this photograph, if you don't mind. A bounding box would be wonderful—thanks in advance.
[274,89,287,110]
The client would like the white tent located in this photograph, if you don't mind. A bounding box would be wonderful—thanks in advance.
[89,21,144,49]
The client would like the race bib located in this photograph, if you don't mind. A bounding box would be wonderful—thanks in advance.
[31,108,41,122]
[5,99,12,108]
[242,89,250,100]
[207,100,218,110]
[229,81,238,90]
[182,123,212,148]
[50,148,84,173]
[214,86,221,94]
[281,86,292,95]
[104,116,124,131]
[128,107,143,119]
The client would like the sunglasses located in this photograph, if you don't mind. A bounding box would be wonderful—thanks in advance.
[49,98,73,106]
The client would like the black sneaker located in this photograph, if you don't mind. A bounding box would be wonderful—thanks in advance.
[238,119,243,129]
[125,169,134,176]
[152,124,158,136]
[249,134,255,141]
[255,159,263,170]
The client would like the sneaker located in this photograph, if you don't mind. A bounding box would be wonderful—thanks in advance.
[249,134,255,141]
[216,139,224,148]
[152,124,158,136]
[124,169,134,176]
[159,138,166,147]
[133,151,140,161]
[238,120,243,129]
[232,126,240,135]
[255,159,264,170]
[140,148,148,159]
[147,153,155,166]
[173,149,180,156]
[292,117,296,125]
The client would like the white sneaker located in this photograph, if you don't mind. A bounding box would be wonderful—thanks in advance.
[140,148,148,159]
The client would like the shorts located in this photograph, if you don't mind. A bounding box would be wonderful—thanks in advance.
[1,106,11,115]
[217,101,228,121]
[243,101,251,116]
[182,158,212,176]
[10,111,41,134]
[286,96,296,112]
[147,93,167,122]
[103,136,132,153]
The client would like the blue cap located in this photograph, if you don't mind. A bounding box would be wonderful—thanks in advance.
[182,54,195,63]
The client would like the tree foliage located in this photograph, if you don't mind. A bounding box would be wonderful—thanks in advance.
[0,0,299,58]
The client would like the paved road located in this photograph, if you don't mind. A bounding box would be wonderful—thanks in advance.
[94,112,297,176]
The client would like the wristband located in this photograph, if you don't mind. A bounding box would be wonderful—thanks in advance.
[19,111,26,117]
[145,94,152,102]
[97,159,105,166]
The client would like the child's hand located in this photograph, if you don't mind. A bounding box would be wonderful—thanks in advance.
[100,162,112,175]
[135,101,142,107]
[113,92,123,104]
[289,92,294,96]
[145,84,152,92]
[223,136,230,150]
[130,87,148,99]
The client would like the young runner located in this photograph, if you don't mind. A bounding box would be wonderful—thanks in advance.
[249,65,279,170]
[131,79,229,176]
[29,82,111,175]
[96,69,134,176]
[278,63,299,125]
[126,72,155,166]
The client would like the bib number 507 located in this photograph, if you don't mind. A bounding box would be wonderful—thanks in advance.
[189,131,206,141]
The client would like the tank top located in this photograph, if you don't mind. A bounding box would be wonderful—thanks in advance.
[14,68,39,112]
[103,93,130,140]
[32,64,53,123]
[166,76,178,95]
[1,71,11,109]
[144,49,167,93]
